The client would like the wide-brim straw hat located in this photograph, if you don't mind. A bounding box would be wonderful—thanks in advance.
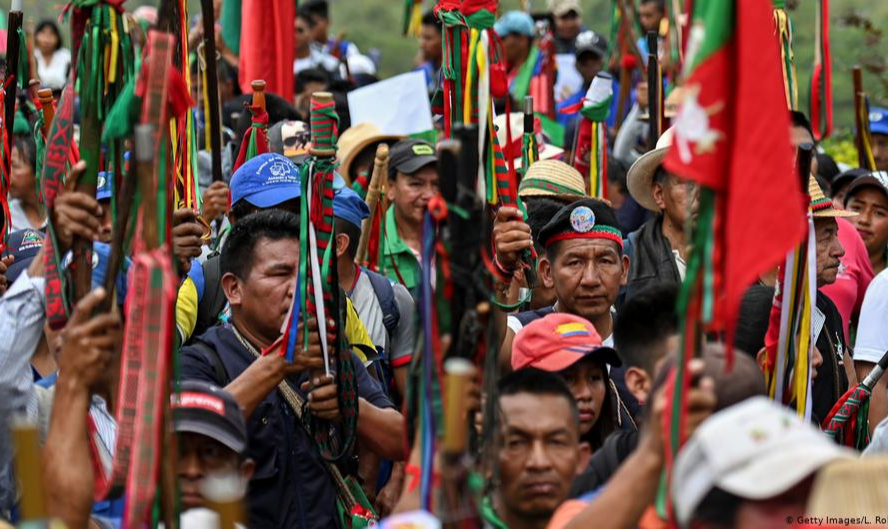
[518,159,587,201]
[807,456,888,516]
[494,112,564,170]
[809,173,857,218]
[626,127,674,212]
[338,123,403,183]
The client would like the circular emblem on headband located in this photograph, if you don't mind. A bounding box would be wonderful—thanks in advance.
[570,206,596,233]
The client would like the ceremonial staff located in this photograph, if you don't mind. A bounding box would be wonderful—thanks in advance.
[3,0,23,179]
[355,143,388,268]
[200,0,223,184]
[823,349,888,449]
[232,80,269,171]
[646,31,662,150]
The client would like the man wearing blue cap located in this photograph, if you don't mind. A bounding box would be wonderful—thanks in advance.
[870,107,888,172]
[495,11,537,103]
[177,152,303,344]
[176,153,377,365]
[333,187,416,398]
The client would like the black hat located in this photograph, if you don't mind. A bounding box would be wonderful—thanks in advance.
[388,139,437,179]
[172,381,248,454]
[831,168,868,197]
[2,229,44,286]
[575,30,608,60]
[538,198,623,250]
[843,170,888,206]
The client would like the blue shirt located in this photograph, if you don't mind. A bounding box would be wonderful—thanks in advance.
[180,324,393,529]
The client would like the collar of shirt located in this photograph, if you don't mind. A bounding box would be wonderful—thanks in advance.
[383,207,421,289]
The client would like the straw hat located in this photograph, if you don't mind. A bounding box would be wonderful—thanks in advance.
[807,456,888,517]
[494,112,564,169]
[337,123,403,183]
[626,127,675,212]
[518,159,586,201]
[809,173,857,218]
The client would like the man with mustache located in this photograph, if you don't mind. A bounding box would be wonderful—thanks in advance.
[808,174,859,423]
[482,368,591,529]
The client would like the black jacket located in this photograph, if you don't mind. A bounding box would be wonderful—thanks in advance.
[622,215,681,304]
[813,292,850,424]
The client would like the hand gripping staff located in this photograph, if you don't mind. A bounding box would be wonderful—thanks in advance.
[85,31,182,529]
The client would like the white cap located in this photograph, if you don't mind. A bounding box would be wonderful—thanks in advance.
[671,397,853,528]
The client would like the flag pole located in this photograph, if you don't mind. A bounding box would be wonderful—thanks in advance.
[200,0,223,184]
[646,30,662,150]
[852,66,876,171]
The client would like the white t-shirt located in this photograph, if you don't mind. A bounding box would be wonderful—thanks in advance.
[35,48,72,90]
[854,269,888,364]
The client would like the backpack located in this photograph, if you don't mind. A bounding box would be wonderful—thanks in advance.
[191,253,228,343]
[362,268,401,341]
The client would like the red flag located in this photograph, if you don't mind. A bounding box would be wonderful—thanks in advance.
[663,0,807,339]
[238,0,295,100]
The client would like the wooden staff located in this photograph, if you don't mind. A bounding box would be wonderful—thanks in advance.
[252,79,267,110]
[13,420,46,520]
[355,143,388,266]
[647,31,662,150]
[38,88,55,135]
[204,474,246,529]
[4,0,23,178]
[200,0,223,184]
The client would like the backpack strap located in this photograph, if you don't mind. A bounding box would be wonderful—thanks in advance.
[193,253,227,342]
[363,268,401,339]
[189,339,231,386]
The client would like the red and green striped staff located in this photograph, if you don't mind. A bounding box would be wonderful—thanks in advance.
[232,80,270,172]
[565,73,613,199]
[823,350,888,449]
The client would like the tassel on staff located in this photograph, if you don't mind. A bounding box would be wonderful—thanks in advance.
[567,72,613,199]
[773,0,798,110]
[355,143,389,270]
[232,80,270,172]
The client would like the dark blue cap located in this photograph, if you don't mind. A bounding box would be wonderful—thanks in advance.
[230,153,301,208]
[870,107,888,136]
[2,229,44,286]
[333,187,370,229]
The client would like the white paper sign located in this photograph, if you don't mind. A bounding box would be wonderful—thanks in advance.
[554,53,583,103]
[347,70,434,135]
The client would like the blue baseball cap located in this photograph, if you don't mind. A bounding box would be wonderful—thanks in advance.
[230,153,301,208]
[2,228,44,286]
[333,187,370,229]
[60,242,130,306]
[96,171,113,201]
[870,107,888,136]
[495,11,535,38]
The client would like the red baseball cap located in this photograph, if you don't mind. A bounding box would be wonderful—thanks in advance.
[512,313,622,372]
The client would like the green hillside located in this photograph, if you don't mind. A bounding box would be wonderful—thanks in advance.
[18,0,888,135]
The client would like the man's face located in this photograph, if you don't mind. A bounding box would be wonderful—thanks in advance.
[638,2,664,33]
[575,53,603,85]
[226,237,299,343]
[419,25,442,63]
[296,17,311,54]
[872,133,888,172]
[847,187,888,258]
[813,218,844,287]
[309,15,327,44]
[559,358,606,436]
[653,172,699,227]
[497,393,583,523]
[178,432,250,511]
[544,239,629,323]
[502,34,530,67]
[553,11,581,41]
[387,165,440,227]
[732,478,814,529]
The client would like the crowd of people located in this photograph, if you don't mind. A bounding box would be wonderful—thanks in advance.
[0,0,887,528]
